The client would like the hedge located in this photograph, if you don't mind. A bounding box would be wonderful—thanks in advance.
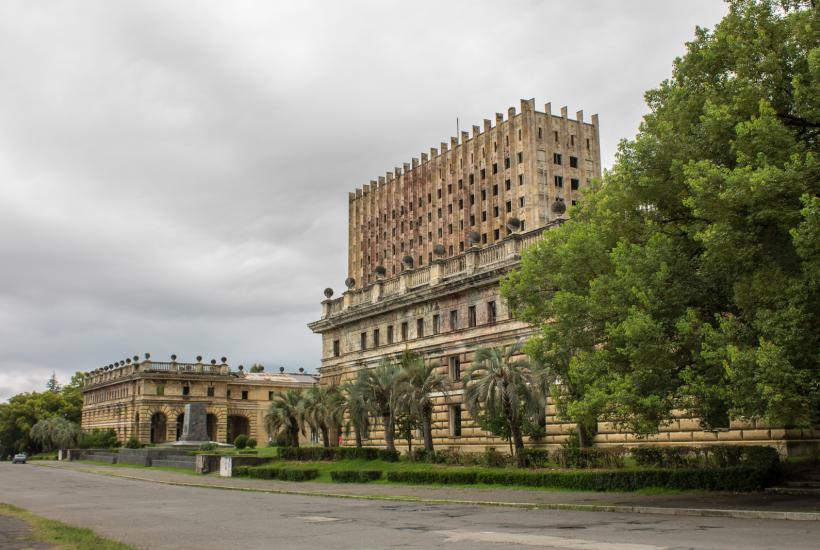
[330,470,383,483]
[631,445,780,470]
[387,466,777,492]
[278,447,400,462]
[233,465,319,481]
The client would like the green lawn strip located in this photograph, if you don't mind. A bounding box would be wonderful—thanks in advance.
[0,502,135,550]
[75,460,199,476]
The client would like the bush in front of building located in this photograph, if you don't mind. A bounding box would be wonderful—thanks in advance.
[234,434,249,449]
[124,437,143,449]
[631,445,780,470]
[551,447,627,469]
[387,466,777,492]
[330,469,383,482]
[76,429,119,449]
[278,447,400,462]
[233,465,319,481]
[247,438,257,449]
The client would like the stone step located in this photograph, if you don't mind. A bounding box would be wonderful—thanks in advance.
[785,480,820,489]
[151,459,195,469]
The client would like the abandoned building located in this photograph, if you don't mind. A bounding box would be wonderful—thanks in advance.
[80,354,317,444]
[309,99,817,455]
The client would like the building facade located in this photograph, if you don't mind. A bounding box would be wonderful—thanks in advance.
[310,100,818,455]
[81,355,317,445]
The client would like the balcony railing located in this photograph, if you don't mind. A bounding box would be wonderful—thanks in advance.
[319,223,557,320]
[83,360,231,387]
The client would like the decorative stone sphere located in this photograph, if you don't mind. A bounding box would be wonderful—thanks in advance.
[298,367,304,373]
[144,352,150,360]
[551,199,566,214]
[196,355,203,362]
[126,358,131,364]
[402,255,414,267]
[345,277,356,290]
[323,287,334,299]
[221,356,227,363]
[433,244,446,256]
[506,217,521,232]
[468,231,481,245]
[170,354,177,361]
[210,359,217,365]
[133,355,139,362]
[374,266,386,277]
[279,366,285,373]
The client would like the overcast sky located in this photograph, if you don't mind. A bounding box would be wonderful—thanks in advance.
[0,1,728,402]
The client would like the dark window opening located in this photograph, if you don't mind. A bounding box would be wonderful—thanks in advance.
[207,386,215,397]
[570,156,578,168]
[468,305,477,327]
[433,314,440,335]
[373,329,380,347]
[450,406,462,437]
[450,310,458,331]
[361,332,367,350]
[417,318,424,338]
[333,340,340,357]
[449,356,461,381]
[487,301,497,323]
[387,325,394,344]
[241,390,248,400]
[401,322,408,341]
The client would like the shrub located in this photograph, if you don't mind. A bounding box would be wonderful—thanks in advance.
[518,448,551,468]
[482,449,511,468]
[330,470,383,483]
[238,449,257,455]
[233,465,319,481]
[125,437,143,449]
[76,429,119,449]
[247,438,258,449]
[234,435,249,449]
[387,466,776,492]
[278,447,401,463]
[631,445,780,470]
[552,447,626,469]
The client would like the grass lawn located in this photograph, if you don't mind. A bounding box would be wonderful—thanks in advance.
[0,503,134,550]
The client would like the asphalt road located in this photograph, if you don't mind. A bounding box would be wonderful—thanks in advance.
[0,463,818,549]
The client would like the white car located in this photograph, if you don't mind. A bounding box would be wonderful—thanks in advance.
[11,453,27,464]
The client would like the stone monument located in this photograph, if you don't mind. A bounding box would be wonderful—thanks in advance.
[176,402,209,444]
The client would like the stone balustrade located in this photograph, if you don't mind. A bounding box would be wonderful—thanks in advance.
[84,360,231,388]
[321,223,559,319]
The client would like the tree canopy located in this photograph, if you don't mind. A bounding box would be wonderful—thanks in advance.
[502,0,819,443]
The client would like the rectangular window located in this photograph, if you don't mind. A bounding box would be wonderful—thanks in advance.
[571,178,579,190]
[417,318,424,338]
[518,174,524,186]
[449,405,462,437]
[241,390,248,400]
[387,325,394,344]
[494,228,500,240]
[487,301,497,323]
[504,157,510,169]
[182,385,190,396]
[207,386,215,397]
[227,390,231,399]
[519,196,525,207]
[493,206,499,217]
[482,233,487,244]
[492,163,498,174]
[361,332,367,351]
[553,153,562,165]
[570,135,575,146]
[481,189,486,201]
[555,175,563,188]
[373,329,380,347]
[433,314,440,335]
[505,179,511,191]
[554,130,559,142]
[481,211,487,221]
[450,309,458,331]
[470,215,475,225]
[570,156,578,168]
[493,184,498,196]
[468,305,477,327]
[268,391,274,400]
[517,152,523,163]
[156,384,165,396]
[469,174,474,184]
[449,356,461,381]
[480,168,486,179]
[505,201,512,213]
[333,339,340,357]
[401,322,408,341]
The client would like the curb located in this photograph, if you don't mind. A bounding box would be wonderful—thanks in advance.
[35,463,820,522]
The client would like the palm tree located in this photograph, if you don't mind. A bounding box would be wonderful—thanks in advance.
[302,384,345,448]
[397,351,449,453]
[342,369,372,448]
[265,390,304,447]
[363,359,403,452]
[463,345,543,460]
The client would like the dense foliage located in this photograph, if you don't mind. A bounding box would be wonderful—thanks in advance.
[502,0,820,443]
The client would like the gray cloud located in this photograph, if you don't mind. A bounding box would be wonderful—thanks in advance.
[0,0,727,401]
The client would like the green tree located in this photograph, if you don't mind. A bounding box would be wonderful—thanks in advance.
[29,417,80,451]
[503,0,820,440]
[396,351,449,453]
[301,384,345,448]
[363,359,403,452]
[45,372,60,393]
[249,364,265,373]
[342,370,372,448]
[264,390,304,447]
[463,346,543,460]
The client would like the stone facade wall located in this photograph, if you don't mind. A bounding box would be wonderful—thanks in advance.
[81,361,317,445]
[347,99,602,288]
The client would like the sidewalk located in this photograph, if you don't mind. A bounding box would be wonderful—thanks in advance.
[36,461,819,521]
